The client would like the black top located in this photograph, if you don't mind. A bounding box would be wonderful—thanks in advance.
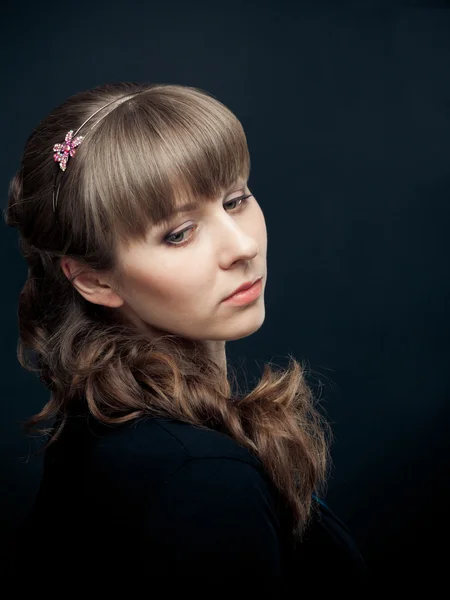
[8,406,368,595]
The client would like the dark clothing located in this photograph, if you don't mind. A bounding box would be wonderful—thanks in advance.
[8,408,367,595]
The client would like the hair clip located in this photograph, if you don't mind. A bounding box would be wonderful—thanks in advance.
[53,130,84,172]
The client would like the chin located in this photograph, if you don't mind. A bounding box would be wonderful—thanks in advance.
[224,309,266,341]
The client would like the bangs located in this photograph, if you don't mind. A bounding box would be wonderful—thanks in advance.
[77,86,250,248]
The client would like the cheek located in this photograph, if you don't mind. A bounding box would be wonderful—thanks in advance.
[127,264,206,305]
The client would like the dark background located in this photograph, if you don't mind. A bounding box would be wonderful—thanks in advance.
[2,0,449,583]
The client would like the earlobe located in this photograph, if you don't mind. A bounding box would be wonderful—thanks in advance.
[84,290,125,308]
[72,280,125,309]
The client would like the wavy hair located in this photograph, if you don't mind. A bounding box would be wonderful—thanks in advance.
[4,81,332,540]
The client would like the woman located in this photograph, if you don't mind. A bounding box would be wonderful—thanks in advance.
[4,82,367,593]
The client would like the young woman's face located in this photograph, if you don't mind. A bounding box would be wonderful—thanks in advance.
[114,179,267,342]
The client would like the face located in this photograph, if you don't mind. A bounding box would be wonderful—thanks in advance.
[111,179,267,343]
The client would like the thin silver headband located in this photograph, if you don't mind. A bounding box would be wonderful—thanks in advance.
[52,90,145,213]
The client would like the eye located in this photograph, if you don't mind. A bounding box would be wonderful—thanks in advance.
[223,193,252,212]
[163,194,252,247]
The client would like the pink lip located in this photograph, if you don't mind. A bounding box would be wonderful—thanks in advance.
[224,277,262,301]
[223,277,263,305]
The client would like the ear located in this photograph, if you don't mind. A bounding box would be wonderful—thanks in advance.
[60,257,124,308]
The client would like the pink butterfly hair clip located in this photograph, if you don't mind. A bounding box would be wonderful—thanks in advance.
[53,130,84,171]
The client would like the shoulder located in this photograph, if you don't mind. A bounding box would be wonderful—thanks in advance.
[85,415,271,500]
[83,416,285,551]
[91,414,262,467]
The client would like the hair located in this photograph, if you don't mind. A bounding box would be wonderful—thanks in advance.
[4,81,332,541]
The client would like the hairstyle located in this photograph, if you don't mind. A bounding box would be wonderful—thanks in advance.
[4,81,332,540]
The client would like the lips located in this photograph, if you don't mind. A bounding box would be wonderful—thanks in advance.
[225,276,262,300]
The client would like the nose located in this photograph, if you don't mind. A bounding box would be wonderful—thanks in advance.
[219,216,259,267]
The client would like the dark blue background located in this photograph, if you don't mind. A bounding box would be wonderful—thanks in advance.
[2,0,450,582]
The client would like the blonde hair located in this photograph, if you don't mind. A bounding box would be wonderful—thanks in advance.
[4,81,332,540]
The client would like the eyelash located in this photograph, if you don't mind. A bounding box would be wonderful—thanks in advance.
[163,194,253,247]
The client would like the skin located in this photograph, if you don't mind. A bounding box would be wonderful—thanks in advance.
[60,178,267,376]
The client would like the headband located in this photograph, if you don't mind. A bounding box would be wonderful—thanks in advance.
[51,90,145,213]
